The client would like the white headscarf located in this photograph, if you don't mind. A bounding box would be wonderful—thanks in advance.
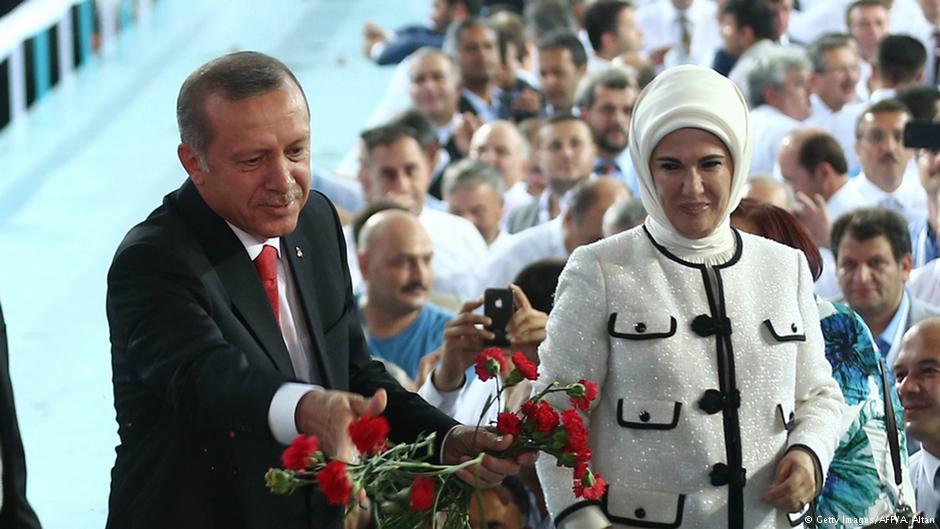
[628,65,752,259]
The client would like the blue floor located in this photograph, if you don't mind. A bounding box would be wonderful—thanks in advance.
[0,1,424,526]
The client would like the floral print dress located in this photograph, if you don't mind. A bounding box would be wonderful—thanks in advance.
[813,299,913,528]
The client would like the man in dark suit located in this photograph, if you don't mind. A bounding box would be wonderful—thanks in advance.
[0,301,42,528]
[105,51,523,529]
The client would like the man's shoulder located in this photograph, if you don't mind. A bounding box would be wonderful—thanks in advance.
[908,296,940,326]
[421,304,455,327]
[506,200,540,233]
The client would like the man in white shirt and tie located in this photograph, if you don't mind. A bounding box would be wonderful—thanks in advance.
[893,317,940,520]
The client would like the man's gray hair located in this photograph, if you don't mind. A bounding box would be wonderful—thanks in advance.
[442,158,506,198]
[807,33,855,74]
[747,47,811,108]
[408,46,458,79]
[177,51,307,159]
[575,65,638,110]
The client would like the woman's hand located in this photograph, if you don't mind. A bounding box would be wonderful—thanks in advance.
[761,448,817,512]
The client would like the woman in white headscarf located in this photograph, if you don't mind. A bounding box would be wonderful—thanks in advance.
[534,66,844,529]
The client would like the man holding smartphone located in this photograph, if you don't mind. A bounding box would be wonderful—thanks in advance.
[418,284,547,425]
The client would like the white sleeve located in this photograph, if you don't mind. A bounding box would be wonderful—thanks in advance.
[787,251,845,479]
[268,383,320,445]
[535,246,613,528]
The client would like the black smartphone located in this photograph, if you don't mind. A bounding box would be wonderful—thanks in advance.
[903,121,940,150]
[484,288,514,347]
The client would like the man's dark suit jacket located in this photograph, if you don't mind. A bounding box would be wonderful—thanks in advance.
[0,303,42,528]
[105,180,458,529]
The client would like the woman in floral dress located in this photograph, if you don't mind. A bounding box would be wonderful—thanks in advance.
[732,199,913,528]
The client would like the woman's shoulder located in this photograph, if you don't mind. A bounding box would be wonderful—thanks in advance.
[737,229,804,264]
[573,224,650,261]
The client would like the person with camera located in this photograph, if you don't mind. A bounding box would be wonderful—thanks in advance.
[417,284,547,425]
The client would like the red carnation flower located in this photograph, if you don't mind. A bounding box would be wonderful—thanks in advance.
[573,467,607,500]
[569,380,599,411]
[578,472,607,500]
[348,414,390,455]
[281,434,320,471]
[573,458,588,480]
[562,409,589,453]
[531,400,560,433]
[317,460,354,505]
[497,411,523,436]
[511,351,539,380]
[475,347,507,381]
[409,476,437,511]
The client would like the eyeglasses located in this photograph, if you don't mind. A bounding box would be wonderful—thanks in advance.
[860,129,903,144]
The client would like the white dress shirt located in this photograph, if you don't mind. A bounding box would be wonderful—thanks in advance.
[844,171,928,225]
[636,0,721,68]
[502,180,534,225]
[910,260,940,307]
[826,179,868,222]
[806,95,865,175]
[481,217,569,295]
[227,223,320,446]
[749,105,803,177]
[910,447,940,517]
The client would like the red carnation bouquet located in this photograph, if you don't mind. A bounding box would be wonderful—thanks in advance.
[266,415,482,529]
[475,347,606,501]
[266,347,604,527]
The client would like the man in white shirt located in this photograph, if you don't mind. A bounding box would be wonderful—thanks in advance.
[778,128,866,299]
[746,47,813,176]
[443,159,515,253]
[577,66,640,196]
[847,0,892,100]
[847,99,928,224]
[359,123,488,303]
[806,34,866,174]
[582,0,644,72]
[468,120,534,219]
[893,318,940,520]
[870,35,928,103]
[636,0,722,68]
[484,177,628,293]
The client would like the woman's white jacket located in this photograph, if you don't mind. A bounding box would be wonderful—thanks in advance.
[536,227,844,529]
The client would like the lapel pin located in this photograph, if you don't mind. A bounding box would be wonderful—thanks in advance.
[295,246,304,258]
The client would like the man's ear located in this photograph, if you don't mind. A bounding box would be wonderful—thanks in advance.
[900,252,913,281]
[178,143,207,185]
[357,252,370,282]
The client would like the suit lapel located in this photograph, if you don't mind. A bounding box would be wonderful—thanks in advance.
[283,231,335,388]
[174,181,295,377]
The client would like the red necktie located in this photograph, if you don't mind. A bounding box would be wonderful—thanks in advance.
[254,245,280,327]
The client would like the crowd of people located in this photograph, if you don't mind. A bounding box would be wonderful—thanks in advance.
[4,0,940,528]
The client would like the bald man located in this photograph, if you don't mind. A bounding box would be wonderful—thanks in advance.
[894,318,940,518]
[357,209,454,381]
[468,120,533,217]
[743,176,792,210]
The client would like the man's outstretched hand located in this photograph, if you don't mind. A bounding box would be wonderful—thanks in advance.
[295,388,388,462]
[441,425,538,487]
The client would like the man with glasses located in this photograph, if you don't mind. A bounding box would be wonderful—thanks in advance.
[845,99,928,224]
[805,33,867,175]
[832,207,940,377]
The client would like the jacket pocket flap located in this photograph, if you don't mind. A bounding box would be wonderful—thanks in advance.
[608,313,677,340]
[762,317,806,342]
[603,487,686,528]
[617,399,682,430]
